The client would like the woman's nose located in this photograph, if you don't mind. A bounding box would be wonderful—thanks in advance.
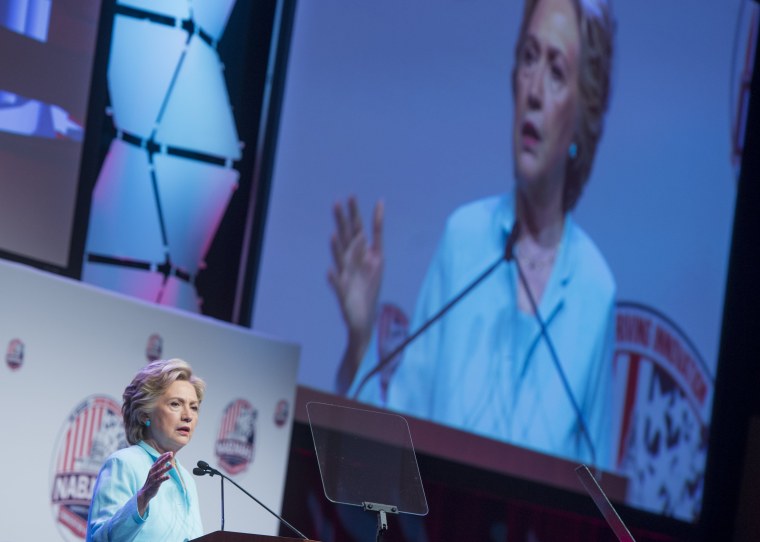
[526,65,543,109]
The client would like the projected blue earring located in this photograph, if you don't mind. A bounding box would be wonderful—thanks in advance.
[145,419,151,427]
[568,142,578,160]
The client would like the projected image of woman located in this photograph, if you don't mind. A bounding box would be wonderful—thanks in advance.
[329,0,616,468]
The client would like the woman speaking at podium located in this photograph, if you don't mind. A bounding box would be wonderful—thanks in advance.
[87,359,206,541]
[329,0,617,468]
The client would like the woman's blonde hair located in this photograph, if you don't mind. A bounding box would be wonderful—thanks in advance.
[122,358,206,445]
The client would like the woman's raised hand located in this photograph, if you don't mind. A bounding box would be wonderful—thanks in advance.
[136,451,174,517]
[328,196,384,388]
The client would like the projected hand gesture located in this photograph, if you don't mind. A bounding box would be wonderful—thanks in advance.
[328,196,384,393]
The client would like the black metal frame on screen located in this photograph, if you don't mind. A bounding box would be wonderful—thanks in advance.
[77,0,295,326]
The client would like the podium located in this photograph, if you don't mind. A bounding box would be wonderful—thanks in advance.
[193,531,318,542]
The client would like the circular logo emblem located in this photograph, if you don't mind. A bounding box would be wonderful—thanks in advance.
[145,333,163,362]
[6,338,24,370]
[613,302,713,521]
[50,395,127,541]
[215,399,257,475]
[273,399,290,427]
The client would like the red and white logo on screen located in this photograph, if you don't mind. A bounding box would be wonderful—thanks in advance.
[215,398,257,475]
[50,395,127,541]
[613,302,713,520]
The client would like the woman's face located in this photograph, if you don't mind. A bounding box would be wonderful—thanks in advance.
[513,0,581,197]
[145,379,199,454]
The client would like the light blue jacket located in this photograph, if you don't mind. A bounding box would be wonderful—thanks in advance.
[349,193,616,468]
[86,441,203,542]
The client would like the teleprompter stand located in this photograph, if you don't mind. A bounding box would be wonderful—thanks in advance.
[306,402,428,542]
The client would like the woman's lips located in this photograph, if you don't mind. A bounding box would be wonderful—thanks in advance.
[521,121,541,150]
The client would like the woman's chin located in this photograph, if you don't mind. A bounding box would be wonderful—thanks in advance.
[515,162,544,188]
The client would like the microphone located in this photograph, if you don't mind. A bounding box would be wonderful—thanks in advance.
[193,460,309,540]
[195,460,219,475]
[352,223,520,399]
[194,461,225,531]
[512,236,598,470]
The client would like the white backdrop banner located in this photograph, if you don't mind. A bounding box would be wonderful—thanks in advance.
[0,259,300,541]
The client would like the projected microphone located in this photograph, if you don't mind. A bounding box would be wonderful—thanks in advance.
[512,237,598,470]
[352,223,520,399]
[193,460,309,540]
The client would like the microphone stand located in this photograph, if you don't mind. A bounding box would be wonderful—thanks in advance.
[349,219,599,473]
[352,226,520,400]
[194,462,308,540]
[220,475,225,531]
[512,252,598,471]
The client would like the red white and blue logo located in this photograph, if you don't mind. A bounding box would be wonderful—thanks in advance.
[274,399,290,428]
[145,333,163,362]
[50,395,127,541]
[613,302,713,521]
[215,399,257,475]
[5,338,24,371]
